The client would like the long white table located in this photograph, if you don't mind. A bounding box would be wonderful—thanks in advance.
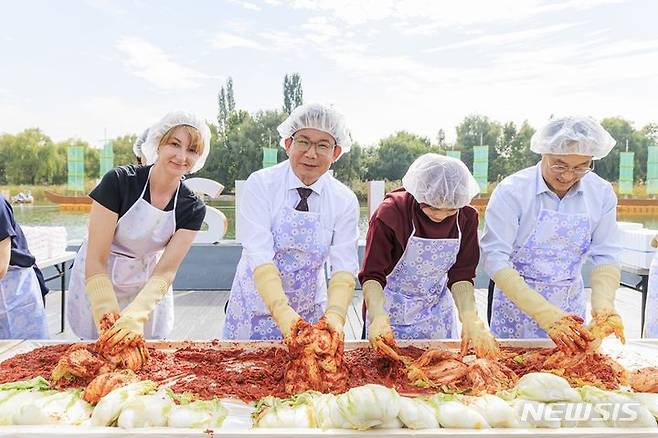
[1,339,658,437]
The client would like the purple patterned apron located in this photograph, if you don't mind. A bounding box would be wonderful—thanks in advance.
[644,251,658,338]
[382,214,461,339]
[490,205,591,338]
[0,266,49,339]
[223,201,331,340]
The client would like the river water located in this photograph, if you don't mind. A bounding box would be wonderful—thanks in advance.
[11,202,658,242]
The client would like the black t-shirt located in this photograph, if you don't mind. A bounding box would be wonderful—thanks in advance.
[0,195,48,296]
[0,195,36,268]
[89,165,206,231]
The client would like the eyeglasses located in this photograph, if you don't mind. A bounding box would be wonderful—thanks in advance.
[292,136,336,157]
[548,160,594,177]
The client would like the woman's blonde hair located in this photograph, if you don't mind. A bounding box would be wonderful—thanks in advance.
[159,125,204,155]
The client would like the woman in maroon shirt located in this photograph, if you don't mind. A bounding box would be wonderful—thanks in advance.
[359,153,498,358]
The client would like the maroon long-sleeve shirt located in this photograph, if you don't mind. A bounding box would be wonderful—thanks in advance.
[359,188,480,289]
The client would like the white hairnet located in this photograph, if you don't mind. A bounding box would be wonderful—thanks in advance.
[402,153,480,209]
[277,103,353,154]
[133,128,149,161]
[142,111,211,173]
[530,116,616,160]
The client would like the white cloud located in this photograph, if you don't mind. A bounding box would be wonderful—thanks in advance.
[424,23,584,52]
[226,0,262,11]
[73,97,161,144]
[256,31,300,51]
[84,0,128,16]
[115,37,211,91]
[224,19,253,34]
[286,0,623,27]
[4,0,655,151]
[212,28,315,53]
[583,38,658,61]
[213,32,264,50]
[300,16,341,44]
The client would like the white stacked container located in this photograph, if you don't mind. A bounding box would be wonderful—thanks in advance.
[21,226,69,262]
[618,222,657,270]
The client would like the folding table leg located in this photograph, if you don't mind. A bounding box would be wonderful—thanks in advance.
[640,274,648,338]
[60,261,66,333]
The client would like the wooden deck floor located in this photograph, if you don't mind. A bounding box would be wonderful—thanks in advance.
[44,287,647,341]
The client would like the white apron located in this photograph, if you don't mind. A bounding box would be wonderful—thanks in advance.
[67,168,178,339]
[223,192,331,340]
[0,266,49,339]
[644,250,658,337]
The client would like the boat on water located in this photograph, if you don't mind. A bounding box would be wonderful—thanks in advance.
[44,190,92,205]
[11,191,34,204]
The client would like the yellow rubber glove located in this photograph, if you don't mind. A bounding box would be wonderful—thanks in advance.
[588,264,624,347]
[651,234,658,248]
[493,267,593,353]
[98,276,169,352]
[324,271,356,335]
[450,280,499,359]
[252,263,300,338]
[363,279,394,348]
[85,273,120,331]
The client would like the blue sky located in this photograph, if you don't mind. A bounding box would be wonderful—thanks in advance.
[1,0,657,147]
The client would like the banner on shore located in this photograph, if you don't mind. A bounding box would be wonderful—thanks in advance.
[618,151,634,195]
[648,146,658,195]
[472,145,489,194]
[100,141,114,176]
[67,145,85,192]
[262,147,278,168]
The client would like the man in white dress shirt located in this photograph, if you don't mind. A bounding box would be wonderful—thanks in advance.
[223,103,359,340]
[481,116,624,352]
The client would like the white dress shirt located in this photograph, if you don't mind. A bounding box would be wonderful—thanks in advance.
[481,162,621,278]
[237,160,360,275]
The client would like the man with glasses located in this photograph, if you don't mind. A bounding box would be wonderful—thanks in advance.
[223,103,359,340]
[481,116,624,352]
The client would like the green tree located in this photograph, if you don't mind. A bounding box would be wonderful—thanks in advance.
[197,122,227,185]
[331,142,364,183]
[455,115,503,181]
[283,73,303,114]
[496,121,537,179]
[51,142,68,184]
[642,123,658,144]
[34,142,66,185]
[110,134,140,168]
[366,131,433,180]
[0,134,11,184]
[4,129,55,184]
[226,77,235,113]
[199,110,287,190]
[217,86,228,133]
[599,117,636,182]
[84,143,100,180]
[638,123,658,183]
[217,77,236,134]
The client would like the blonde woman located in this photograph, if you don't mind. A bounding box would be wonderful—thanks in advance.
[67,111,210,350]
